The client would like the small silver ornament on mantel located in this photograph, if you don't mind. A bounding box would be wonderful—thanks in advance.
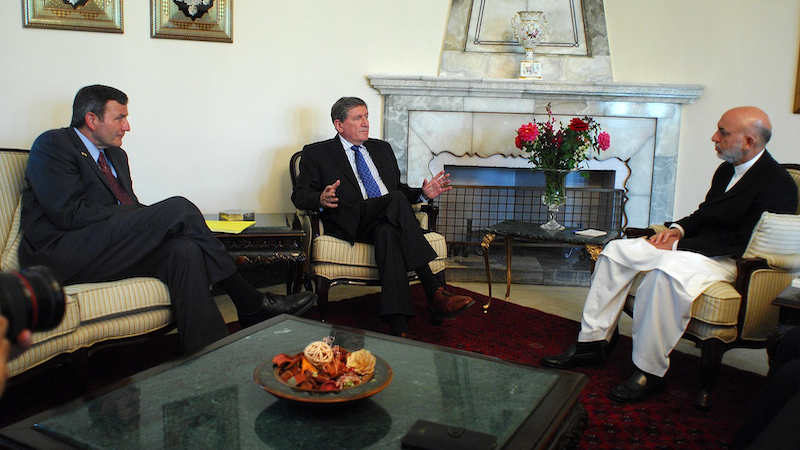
[511,11,548,79]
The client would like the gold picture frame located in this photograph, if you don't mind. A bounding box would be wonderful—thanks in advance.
[795,46,800,114]
[22,0,123,34]
[151,0,233,43]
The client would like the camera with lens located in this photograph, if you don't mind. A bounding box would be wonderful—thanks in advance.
[0,266,66,344]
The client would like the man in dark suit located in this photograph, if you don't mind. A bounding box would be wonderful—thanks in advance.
[542,106,798,402]
[20,85,317,353]
[292,97,475,336]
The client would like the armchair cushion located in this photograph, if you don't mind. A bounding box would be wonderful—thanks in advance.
[0,198,22,271]
[0,152,26,248]
[9,309,172,377]
[68,278,172,322]
[8,278,172,378]
[628,273,742,326]
[312,231,447,281]
[743,212,800,268]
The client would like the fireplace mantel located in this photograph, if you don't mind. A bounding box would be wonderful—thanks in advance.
[369,75,704,104]
[368,75,704,228]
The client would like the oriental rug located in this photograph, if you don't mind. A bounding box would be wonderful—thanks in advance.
[308,285,763,450]
[1,286,764,450]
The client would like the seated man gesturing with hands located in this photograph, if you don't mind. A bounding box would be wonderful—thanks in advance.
[292,97,475,337]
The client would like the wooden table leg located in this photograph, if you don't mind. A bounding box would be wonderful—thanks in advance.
[505,235,514,301]
[286,253,306,294]
[481,233,496,312]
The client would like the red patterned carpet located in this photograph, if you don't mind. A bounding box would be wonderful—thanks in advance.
[311,285,764,450]
[1,285,765,449]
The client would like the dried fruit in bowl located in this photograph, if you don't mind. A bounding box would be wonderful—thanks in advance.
[346,349,376,376]
[272,337,375,392]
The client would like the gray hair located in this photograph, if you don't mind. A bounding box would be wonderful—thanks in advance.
[71,85,128,128]
[754,124,772,147]
[331,97,367,124]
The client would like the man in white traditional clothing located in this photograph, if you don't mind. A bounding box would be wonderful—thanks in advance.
[541,106,798,403]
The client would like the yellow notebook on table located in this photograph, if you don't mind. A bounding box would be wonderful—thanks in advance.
[205,220,255,234]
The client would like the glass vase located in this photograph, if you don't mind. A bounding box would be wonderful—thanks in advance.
[540,169,569,231]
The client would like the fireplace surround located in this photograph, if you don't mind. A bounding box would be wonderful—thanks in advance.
[368,76,703,229]
[363,1,704,284]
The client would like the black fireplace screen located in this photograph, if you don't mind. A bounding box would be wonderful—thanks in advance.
[434,185,625,245]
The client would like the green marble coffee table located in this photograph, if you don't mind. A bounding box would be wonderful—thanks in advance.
[0,316,588,450]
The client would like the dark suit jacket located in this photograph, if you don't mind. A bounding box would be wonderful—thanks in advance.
[20,127,142,281]
[672,150,798,258]
[291,136,421,241]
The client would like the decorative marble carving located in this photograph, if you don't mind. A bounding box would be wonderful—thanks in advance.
[442,0,611,80]
[469,1,584,56]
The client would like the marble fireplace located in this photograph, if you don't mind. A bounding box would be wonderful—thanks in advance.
[368,76,703,229]
[365,0,704,284]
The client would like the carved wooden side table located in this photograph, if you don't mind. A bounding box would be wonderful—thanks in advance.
[206,213,306,294]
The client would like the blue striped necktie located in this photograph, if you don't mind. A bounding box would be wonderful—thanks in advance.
[352,145,382,198]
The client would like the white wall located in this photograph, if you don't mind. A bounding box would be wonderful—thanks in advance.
[1,0,798,219]
[0,1,451,213]
[605,0,800,217]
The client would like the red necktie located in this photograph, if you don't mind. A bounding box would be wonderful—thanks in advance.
[97,151,134,205]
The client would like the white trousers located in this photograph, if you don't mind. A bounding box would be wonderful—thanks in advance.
[577,239,736,377]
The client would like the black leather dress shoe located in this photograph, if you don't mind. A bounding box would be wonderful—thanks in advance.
[608,370,666,403]
[540,343,606,369]
[239,291,317,327]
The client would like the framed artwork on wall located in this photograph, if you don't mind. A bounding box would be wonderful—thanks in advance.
[22,0,123,34]
[795,47,800,114]
[151,0,233,43]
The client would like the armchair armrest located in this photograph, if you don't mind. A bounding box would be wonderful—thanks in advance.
[418,203,439,231]
[623,227,655,239]
[295,208,322,238]
[624,223,669,239]
[761,254,800,271]
[295,209,320,270]
[734,257,771,295]
[733,256,797,340]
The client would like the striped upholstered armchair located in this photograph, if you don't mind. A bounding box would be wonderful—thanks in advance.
[624,164,800,409]
[289,151,448,321]
[0,149,174,387]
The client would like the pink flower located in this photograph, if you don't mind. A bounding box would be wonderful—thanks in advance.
[597,131,610,151]
[516,123,539,148]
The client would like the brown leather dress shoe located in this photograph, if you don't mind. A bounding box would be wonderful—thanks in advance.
[429,287,475,325]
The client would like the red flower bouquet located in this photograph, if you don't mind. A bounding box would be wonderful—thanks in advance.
[514,104,610,230]
[514,104,610,172]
